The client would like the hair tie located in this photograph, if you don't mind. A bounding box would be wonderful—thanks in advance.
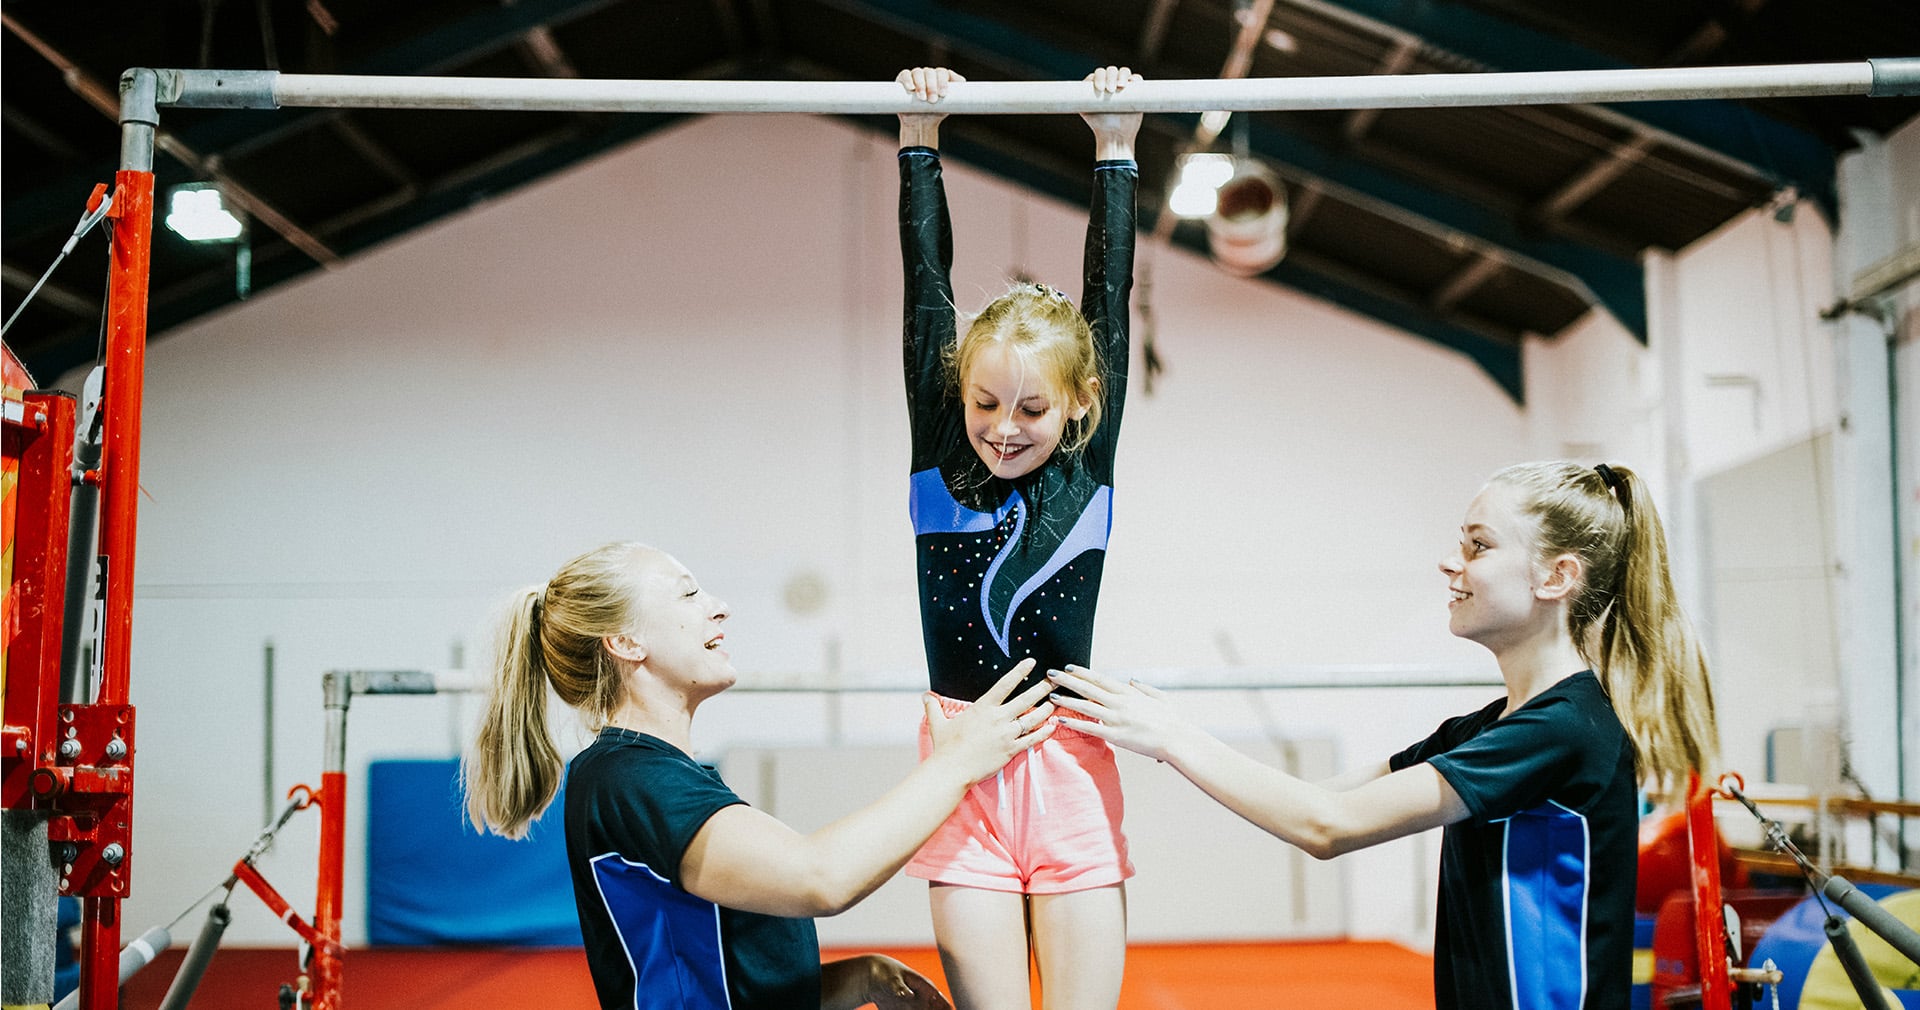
[1594,464,1631,512]
[530,592,546,635]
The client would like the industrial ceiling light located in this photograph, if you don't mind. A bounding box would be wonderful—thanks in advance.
[163,182,254,298]
[1206,161,1289,276]
[1169,152,1236,218]
[164,183,246,242]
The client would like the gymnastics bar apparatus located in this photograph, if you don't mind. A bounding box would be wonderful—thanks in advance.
[142,669,476,1010]
[1,56,1915,1010]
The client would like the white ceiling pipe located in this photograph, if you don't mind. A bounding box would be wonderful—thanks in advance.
[153,59,1919,115]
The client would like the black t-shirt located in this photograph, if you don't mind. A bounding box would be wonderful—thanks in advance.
[564,728,820,1010]
[1389,672,1638,1010]
[897,148,1137,701]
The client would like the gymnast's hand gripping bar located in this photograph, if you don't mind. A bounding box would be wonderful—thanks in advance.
[144,59,1920,115]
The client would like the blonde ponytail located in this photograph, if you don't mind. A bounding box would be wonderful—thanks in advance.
[1591,465,1719,796]
[465,589,561,838]
[463,542,662,838]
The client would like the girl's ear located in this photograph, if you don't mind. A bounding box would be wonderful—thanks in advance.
[1534,554,1584,602]
[604,634,646,663]
[1068,376,1098,421]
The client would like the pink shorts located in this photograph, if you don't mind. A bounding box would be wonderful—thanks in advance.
[905,693,1134,894]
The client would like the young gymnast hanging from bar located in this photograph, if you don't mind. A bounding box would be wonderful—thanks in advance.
[1050,462,1723,1010]
[894,65,1140,1010]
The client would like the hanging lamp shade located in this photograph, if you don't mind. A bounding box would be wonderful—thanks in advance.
[1206,161,1288,277]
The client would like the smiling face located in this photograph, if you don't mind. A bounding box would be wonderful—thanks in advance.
[961,343,1085,480]
[626,552,736,700]
[1438,482,1562,654]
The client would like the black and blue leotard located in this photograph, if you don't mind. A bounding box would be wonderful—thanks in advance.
[899,147,1136,701]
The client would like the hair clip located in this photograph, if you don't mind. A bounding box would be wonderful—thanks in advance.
[1031,282,1070,303]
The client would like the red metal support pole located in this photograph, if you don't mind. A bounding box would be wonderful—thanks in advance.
[311,670,354,1009]
[95,167,152,709]
[312,769,347,1009]
[1686,772,1732,1009]
[73,67,160,1010]
[2,392,74,808]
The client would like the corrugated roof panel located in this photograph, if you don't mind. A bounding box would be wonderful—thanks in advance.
[220,119,401,226]
[1365,106,1621,198]
[1292,198,1481,296]
[1453,263,1594,336]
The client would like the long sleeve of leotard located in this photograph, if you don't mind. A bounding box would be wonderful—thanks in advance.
[899,147,957,472]
[1080,160,1137,480]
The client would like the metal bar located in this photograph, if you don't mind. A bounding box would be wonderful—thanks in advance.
[1824,874,1920,965]
[262,641,275,827]
[56,371,98,706]
[148,60,1908,114]
[1824,913,1898,1010]
[1849,243,1920,308]
[229,860,324,949]
[52,925,170,1010]
[155,903,229,1010]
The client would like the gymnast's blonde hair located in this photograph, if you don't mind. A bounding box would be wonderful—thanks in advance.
[948,282,1105,454]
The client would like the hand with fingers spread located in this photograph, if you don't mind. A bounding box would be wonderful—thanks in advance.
[897,66,966,148]
[1081,65,1144,161]
[925,658,1058,784]
[1046,665,1195,764]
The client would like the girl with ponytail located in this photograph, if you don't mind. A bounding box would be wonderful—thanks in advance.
[465,542,1058,1010]
[1048,462,1720,1010]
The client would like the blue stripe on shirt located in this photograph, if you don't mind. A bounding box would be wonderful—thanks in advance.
[1503,801,1590,1009]
[590,853,733,1010]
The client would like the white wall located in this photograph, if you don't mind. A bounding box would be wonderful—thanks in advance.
[76,103,1920,955]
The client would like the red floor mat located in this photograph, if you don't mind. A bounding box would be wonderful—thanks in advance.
[119,940,1433,1008]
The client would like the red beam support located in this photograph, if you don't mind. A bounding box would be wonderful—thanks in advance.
[68,162,155,1010]
[3,391,74,807]
[312,770,348,1009]
[1686,772,1732,1009]
[96,167,153,709]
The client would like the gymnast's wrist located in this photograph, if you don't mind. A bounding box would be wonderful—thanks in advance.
[898,118,941,149]
[1093,135,1135,161]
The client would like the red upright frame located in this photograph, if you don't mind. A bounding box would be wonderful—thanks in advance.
[59,147,156,1010]
[1686,771,1733,1010]
[2,387,75,810]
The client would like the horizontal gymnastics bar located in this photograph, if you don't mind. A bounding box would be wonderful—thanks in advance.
[153,58,1920,114]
